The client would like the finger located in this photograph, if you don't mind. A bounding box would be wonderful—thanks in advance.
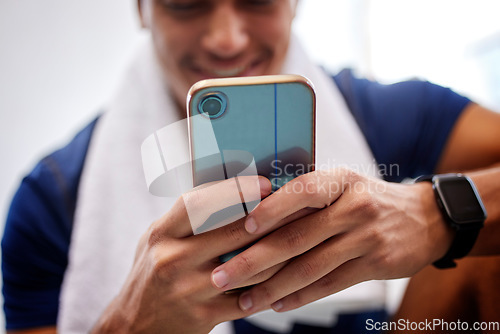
[264,207,320,231]
[211,206,344,290]
[184,175,272,234]
[235,232,369,312]
[270,257,370,313]
[192,207,317,263]
[245,170,348,234]
[187,214,303,266]
[208,294,271,325]
[148,242,223,299]
[173,289,252,329]
[182,221,252,268]
[157,176,272,239]
[232,261,289,290]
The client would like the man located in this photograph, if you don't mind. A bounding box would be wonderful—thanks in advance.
[3,0,500,333]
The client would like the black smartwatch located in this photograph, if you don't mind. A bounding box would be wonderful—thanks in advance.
[415,174,487,269]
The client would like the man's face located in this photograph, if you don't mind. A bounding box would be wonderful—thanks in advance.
[140,0,296,112]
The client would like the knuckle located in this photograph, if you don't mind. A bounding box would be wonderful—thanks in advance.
[249,201,273,227]
[254,198,272,216]
[340,167,359,183]
[234,252,257,276]
[354,192,379,219]
[223,222,246,243]
[297,173,319,196]
[247,263,284,285]
[146,209,186,246]
[279,227,306,251]
[364,199,380,219]
[285,292,306,310]
[146,222,165,247]
[150,245,183,281]
[295,260,317,280]
[254,284,275,304]
[316,273,336,291]
[292,174,325,204]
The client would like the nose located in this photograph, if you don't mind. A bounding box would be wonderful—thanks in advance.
[201,4,250,59]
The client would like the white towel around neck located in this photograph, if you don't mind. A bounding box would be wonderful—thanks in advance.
[58,36,385,333]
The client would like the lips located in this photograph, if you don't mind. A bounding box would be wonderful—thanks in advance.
[210,66,246,77]
[191,55,267,79]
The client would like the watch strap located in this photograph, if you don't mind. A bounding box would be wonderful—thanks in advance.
[433,227,480,268]
[415,174,485,269]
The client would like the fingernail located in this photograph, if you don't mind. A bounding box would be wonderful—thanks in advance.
[245,217,257,233]
[239,292,253,311]
[272,300,283,312]
[212,270,229,289]
[259,177,272,195]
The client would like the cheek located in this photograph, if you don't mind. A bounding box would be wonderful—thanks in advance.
[149,23,199,108]
[152,23,190,68]
[151,19,199,69]
[254,10,293,47]
[253,14,293,64]
[149,7,199,74]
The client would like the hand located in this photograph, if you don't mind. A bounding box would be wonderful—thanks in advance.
[210,168,454,313]
[91,176,273,334]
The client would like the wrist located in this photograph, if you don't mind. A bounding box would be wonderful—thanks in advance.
[415,174,486,268]
[90,297,133,334]
[415,181,455,264]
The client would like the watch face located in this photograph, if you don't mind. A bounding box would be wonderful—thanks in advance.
[436,177,486,224]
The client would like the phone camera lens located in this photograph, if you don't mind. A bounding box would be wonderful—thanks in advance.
[198,92,227,118]
[202,97,221,115]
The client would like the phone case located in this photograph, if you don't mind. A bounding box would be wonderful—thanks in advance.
[187,75,316,240]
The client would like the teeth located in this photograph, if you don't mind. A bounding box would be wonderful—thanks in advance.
[211,66,245,77]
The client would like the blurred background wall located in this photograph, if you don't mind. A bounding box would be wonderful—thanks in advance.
[0,0,499,330]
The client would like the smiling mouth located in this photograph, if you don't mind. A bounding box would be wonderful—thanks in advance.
[210,66,246,77]
[194,57,266,78]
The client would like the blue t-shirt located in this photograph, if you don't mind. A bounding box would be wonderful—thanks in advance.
[1,70,470,331]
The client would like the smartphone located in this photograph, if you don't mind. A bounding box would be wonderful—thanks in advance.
[187,75,315,260]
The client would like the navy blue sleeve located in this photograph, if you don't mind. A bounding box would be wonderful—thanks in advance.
[1,117,98,330]
[333,69,471,182]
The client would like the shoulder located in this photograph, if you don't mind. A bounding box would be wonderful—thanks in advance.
[39,117,99,210]
[4,115,99,250]
[2,116,99,330]
[332,68,470,124]
[332,69,471,181]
